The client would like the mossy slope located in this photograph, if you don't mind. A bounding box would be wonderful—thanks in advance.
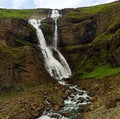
[58,1,120,79]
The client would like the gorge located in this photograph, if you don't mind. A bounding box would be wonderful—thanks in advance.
[0,1,120,119]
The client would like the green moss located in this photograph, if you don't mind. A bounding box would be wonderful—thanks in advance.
[0,9,33,19]
[76,59,95,75]
[69,53,78,60]
[65,45,82,50]
[82,64,120,79]
[51,93,58,99]
[79,4,106,14]
[93,32,113,43]
[0,45,31,67]
[14,38,32,46]
[0,113,3,119]
[61,1,120,80]
[93,27,120,43]
[67,1,120,24]
[0,8,47,19]
[68,3,107,20]
[68,12,88,20]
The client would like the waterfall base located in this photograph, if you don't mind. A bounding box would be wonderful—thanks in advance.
[37,82,91,119]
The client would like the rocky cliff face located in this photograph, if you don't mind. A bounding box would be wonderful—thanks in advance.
[58,1,120,46]
[0,18,37,46]
[0,17,56,91]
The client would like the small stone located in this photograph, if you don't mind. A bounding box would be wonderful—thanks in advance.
[18,113,28,119]
[54,105,60,111]
[62,94,67,99]
[61,111,68,117]
[21,108,26,112]
[58,101,64,107]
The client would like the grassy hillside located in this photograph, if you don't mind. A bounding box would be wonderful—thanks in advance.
[67,1,120,43]
[0,8,48,19]
[67,1,120,20]
[0,9,33,19]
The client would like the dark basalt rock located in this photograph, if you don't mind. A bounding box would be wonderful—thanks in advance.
[40,18,55,45]
[0,18,38,47]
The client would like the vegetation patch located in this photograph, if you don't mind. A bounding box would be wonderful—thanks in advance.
[0,45,31,68]
[0,8,48,19]
[68,1,120,19]
[0,9,33,19]
[67,3,107,21]
[14,38,32,46]
[0,84,64,119]
[82,64,120,79]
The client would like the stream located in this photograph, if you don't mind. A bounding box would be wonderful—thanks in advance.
[38,82,91,119]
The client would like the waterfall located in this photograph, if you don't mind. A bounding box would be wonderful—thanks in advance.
[29,10,90,119]
[28,10,71,80]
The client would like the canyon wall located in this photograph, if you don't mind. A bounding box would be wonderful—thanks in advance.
[0,17,56,91]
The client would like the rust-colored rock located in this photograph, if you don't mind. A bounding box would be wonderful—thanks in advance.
[54,105,61,111]
[61,111,69,117]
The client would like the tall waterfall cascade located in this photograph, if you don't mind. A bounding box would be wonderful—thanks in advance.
[29,9,71,81]
[29,9,91,119]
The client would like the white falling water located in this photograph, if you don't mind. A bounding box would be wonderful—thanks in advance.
[28,10,71,80]
[51,9,72,79]
[51,9,60,48]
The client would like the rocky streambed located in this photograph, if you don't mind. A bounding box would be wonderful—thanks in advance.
[0,83,66,119]
[0,74,120,119]
[69,74,120,119]
[38,81,91,119]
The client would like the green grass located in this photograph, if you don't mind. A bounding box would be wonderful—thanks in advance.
[69,53,78,60]
[0,113,3,119]
[93,32,113,43]
[93,25,120,43]
[78,4,107,15]
[0,45,32,67]
[14,38,32,46]
[68,3,107,20]
[68,1,120,22]
[0,9,33,19]
[82,64,120,79]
